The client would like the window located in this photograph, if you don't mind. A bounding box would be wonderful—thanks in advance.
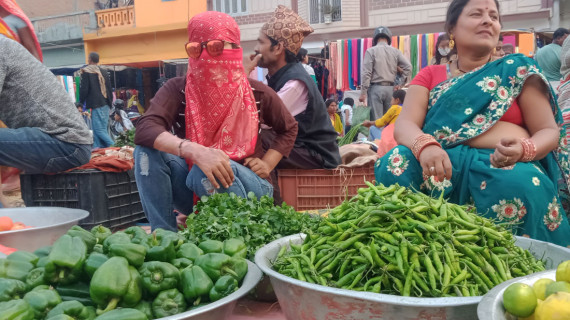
[213,0,248,15]
[310,0,341,24]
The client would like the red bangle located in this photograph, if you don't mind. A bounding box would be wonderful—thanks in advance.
[520,138,536,162]
[411,134,442,160]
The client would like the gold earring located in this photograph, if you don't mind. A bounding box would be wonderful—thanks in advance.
[493,48,496,54]
[449,35,455,50]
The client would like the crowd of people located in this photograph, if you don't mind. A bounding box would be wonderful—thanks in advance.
[1,0,570,247]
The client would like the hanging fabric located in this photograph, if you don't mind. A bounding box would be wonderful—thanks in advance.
[421,34,428,69]
[352,39,358,89]
[410,35,418,77]
[347,39,353,90]
[357,38,362,86]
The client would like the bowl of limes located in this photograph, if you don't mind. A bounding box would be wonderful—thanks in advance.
[477,260,570,319]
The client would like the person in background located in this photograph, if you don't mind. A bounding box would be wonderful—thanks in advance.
[503,43,514,55]
[363,89,406,141]
[0,0,41,60]
[375,0,570,246]
[297,48,318,86]
[494,34,505,58]
[341,97,354,133]
[0,37,92,207]
[79,52,115,149]
[249,5,341,202]
[76,103,92,130]
[360,26,412,119]
[134,11,298,231]
[326,99,343,136]
[535,28,570,88]
[430,34,454,65]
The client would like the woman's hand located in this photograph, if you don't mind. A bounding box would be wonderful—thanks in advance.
[490,137,523,168]
[419,145,453,182]
[362,120,375,128]
[244,157,271,179]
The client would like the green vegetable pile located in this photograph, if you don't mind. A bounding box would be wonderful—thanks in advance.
[338,124,362,146]
[113,128,136,148]
[272,183,546,297]
[180,192,322,260]
[0,225,249,319]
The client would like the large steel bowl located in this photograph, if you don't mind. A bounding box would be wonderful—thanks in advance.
[157,260,263,320]
[0,207,89,252]
[477,270,556,320]
[255,234,570,320]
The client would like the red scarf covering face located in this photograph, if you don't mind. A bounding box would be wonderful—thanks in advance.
[0,0,43,61]
[185,12,258,162]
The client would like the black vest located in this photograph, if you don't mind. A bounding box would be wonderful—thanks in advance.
[267,63,341,169]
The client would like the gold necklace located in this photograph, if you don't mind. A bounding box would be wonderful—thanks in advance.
[456,55,492,74]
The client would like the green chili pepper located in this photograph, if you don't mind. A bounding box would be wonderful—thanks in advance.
[402,262,415,296]
[336,264,367,287]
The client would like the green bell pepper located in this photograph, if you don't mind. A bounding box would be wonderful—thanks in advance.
[67,226,97,253]
[92,308,147,320]
[209,275,239,302]
[26,267,47,289]
[92,244,104,254]
[7,251,39,266]
[230,257,248,282]
[0,299,34,320]
[102,232,131,253]
[45,234,87,285]
[23,288,62,319]
[89,257,133,314]
[222,238,247,259]
[155,228,185,250]
[144,233,176,262]
[108,243,146,268]
[176,243,203,262]
[194,253,239,282]
[198,240,223,254]
[56,282,94,307]
[32,285,51,291]
[84,252,109,279]
[121,266,143,308]
[0,258,35,282]
[124,226,148,245]
[34,246,52,258]
[37,256,50,268]
[139,261,180,297]
[90,226,112,244]
[152,288,187,318]
[46,315,76,320]
[46,301,95,320]
[170,258,193,270]
[132,300,153,320]
[180,266,213,305]
[0,278,27,301]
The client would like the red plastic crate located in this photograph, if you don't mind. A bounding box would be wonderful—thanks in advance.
[278,165,375,211]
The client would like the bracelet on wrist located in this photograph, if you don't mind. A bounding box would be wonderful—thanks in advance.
[519,138,536,162]
[411,134,442,160]
[178,139,188,158]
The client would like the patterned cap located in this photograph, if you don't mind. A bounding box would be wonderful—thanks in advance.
[261,5,314,55]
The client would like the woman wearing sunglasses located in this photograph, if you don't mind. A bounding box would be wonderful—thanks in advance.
[133,11,299,231]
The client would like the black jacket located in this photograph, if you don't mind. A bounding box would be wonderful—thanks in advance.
[267,62,341,169]
[79,66,113,109]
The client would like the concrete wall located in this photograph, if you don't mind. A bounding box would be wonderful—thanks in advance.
[135,0,207,28]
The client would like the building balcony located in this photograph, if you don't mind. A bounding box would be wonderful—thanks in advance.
[96,6,135,29]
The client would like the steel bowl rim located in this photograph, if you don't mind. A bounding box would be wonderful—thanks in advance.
[156,260,263,320]
[0,207,89,235]
[255,233,482,308]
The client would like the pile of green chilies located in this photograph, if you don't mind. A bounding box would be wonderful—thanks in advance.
[272,183,545,297]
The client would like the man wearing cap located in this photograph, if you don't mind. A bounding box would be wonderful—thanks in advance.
[359,26,411,120]
[250,5,341,202]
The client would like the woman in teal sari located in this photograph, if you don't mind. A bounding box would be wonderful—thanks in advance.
[375,0,570,247]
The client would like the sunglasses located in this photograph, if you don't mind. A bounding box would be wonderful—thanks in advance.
[185,40,228,59]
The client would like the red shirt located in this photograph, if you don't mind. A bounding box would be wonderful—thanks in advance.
[410,65,524,126]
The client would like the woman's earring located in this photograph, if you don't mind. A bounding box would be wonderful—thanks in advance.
[493,48,497,54]
[449,35,455,50]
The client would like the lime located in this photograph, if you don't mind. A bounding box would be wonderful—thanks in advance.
[533,278,555,300]
[556,260,570,283]
[544,281,570,299]
[503,283,538,317]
